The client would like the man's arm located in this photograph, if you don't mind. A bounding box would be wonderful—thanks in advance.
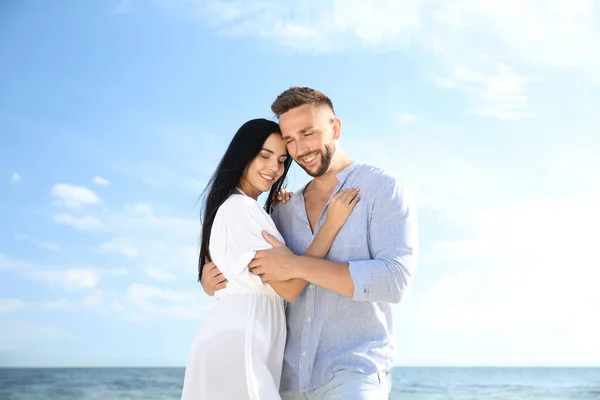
[288,257,354,297]
[251,178,418,303]
[346,179,418,303]
[200,261,227,296]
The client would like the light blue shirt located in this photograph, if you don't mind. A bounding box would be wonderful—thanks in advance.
[271,162,419,392]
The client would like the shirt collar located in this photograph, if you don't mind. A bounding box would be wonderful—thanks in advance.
[335,161,361,183]
[290,161,362,211]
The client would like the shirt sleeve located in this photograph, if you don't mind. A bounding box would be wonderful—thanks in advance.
[210,197,285,287]
[347,177,419,303]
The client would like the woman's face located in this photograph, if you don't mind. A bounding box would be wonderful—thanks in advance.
[240,133,288,199]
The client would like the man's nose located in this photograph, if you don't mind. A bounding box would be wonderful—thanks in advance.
[296,138,308,157]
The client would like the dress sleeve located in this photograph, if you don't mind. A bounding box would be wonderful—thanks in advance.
[210,197,285,287]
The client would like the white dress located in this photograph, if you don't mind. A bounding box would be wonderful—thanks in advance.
[181,190,287,400]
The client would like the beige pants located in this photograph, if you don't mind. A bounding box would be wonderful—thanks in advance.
[280,369,391,400]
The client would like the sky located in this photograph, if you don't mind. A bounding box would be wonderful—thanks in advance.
[1,0,599,367]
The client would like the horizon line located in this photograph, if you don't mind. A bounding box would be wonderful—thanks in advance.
[1,365,598,369]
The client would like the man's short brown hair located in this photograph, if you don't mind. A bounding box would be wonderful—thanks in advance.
[271,87,335,118]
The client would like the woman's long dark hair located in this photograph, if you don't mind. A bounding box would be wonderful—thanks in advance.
[198,118,293,281]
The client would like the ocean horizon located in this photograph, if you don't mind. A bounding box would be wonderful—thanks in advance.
[1,366,598,399]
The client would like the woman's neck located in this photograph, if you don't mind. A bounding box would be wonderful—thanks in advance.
[237,180,259,200]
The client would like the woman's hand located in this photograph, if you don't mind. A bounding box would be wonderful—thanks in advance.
[273,188,294,207]
[324,187,360,231]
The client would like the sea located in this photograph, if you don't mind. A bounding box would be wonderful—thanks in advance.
[0,367,598,399]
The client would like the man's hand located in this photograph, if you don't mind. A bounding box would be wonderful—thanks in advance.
[201,261,227,296]
[249,231,299,282]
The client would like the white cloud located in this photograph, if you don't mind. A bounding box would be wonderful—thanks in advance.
[418,198,600,334]
[432,0,600,71]
[142,176,159,186]
[400,155,494,215]
[397,113,418,124]
[196,0,600,71]
[145,266,178,282]
[40,242,60,251]
[39,300,80,311]
[124,202,153,215]
[0,292,106,313]
[15,234,60,251]
[11,173,21,182]
[27,268,100,290]
[40,290,104,311]
[432,77,457,89]
[0,253,33,270]
[200,0,421,51]
[49,199,200,307]
[124,283,207,320]
[97,237,139,258]
[435,63,537,120]
[110,302,126,312]
[51,184,101,209]
[0,299,25,312]
[92,176,110,186]
[188,0,600,118]
[53,214,104,231]
[0,322,62,338]
[350,123,600,361]
[82,290,104,307]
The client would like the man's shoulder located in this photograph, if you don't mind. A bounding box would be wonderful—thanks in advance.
[353,163,414,213]
[354,163,405,189]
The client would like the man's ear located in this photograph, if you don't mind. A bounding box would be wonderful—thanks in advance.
[332,117,342,140]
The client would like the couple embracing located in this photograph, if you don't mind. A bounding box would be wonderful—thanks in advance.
[181,87,418,399]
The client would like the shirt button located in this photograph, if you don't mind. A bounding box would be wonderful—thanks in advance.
[308,284,314,289]
[306,317,311,322]
[302,351,307,356]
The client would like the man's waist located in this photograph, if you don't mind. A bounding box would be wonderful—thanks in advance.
[281,350,393,392]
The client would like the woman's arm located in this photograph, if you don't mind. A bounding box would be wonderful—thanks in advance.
[268,187,360,302]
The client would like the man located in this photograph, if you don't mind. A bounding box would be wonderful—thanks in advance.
[201,87,418,399]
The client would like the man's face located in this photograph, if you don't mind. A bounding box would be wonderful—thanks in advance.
[279,104,338,177]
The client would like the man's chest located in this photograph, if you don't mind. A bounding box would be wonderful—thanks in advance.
[304,194,331,233]
[279,199,372,262]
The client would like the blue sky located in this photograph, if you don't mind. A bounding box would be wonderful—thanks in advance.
[1,0,599,367]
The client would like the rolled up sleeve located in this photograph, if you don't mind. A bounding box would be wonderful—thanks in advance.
[348,178,418,303]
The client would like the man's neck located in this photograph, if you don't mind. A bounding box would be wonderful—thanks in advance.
[306,151,353,195]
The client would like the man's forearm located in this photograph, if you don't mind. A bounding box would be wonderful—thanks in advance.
[292,256,354,297]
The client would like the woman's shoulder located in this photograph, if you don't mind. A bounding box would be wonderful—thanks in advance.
[215,193,284,244]
[216,194,264,221]
[223,193,260,210]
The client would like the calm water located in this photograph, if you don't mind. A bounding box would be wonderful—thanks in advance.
[0,367,598,399]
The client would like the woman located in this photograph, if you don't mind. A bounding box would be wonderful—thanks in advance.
[180,118,359,400]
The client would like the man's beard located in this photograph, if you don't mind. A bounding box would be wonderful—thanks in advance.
[300,142,335,177]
